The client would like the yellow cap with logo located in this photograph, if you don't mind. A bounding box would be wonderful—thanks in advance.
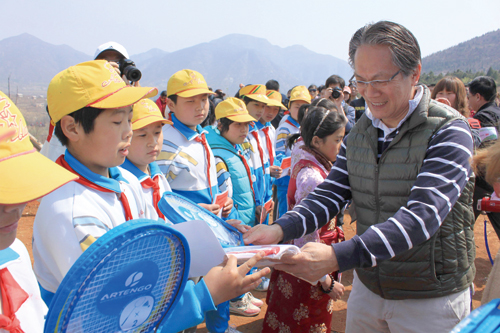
[289,85,311,108]
[238,84,270,105]
[215,97,256,122]
[0,91,78,204]
[47,60,158,124]
[167,69,214,98]
[132,98,172,130]
[266,90,287,110]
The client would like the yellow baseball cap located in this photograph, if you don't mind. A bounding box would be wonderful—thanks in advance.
[47,60,158,124]
[238,84,270,105]
[0,92,78,204]
[289,85,312,108]
[266,90,287,110]
[215,98,256,122]
[167,69,214,98]
[132,98,172,130]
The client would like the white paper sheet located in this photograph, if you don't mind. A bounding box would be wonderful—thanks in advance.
[172,220,226,278]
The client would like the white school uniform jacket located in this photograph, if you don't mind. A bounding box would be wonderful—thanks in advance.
[32,151,150,300]
[275,114,300,158]
[120,159,173,223]
[156,114,218,205]
[244,123,265,206]
[0,239,47,333]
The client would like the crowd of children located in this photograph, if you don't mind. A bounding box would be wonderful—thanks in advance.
[3,38,500,332]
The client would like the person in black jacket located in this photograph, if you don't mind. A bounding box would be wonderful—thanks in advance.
[469,76,500,239]
[470,76,500,130]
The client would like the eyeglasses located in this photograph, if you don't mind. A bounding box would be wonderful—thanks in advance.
[351,70,401,89]
[309,89,317,92]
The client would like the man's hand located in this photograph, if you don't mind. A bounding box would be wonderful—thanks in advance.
[222,197,233,218]
[204,252,270,305]
[243,223,284,245]
[274,242,339,283]
[199,203,221,216]
[225,219,251,234]
[270,165,282,178]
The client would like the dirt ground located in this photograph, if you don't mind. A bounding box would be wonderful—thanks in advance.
[18,201,499,333]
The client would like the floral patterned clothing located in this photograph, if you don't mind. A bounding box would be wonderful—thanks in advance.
[263,144,336,333]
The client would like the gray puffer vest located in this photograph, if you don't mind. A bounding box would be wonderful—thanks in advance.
[346,87,476,299]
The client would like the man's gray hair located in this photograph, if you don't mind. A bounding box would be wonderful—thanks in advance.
[348,21,421,76]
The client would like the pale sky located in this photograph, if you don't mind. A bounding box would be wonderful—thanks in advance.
[1,0,499,62]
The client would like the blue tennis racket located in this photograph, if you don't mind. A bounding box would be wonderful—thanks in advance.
[44,219,189,333]
[158,191,244,247]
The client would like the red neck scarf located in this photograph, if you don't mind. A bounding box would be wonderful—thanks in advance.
[56,156,134,221]
[141,175,165,219]
[261,127,274,166]
[237,151,255,200]
[0,268,28,333]
[194,133,213,201]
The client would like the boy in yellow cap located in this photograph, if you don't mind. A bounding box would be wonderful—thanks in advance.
[237,85,272,225]
[157,69,235,220]
[257,90,287,218]
[275,85,311,219]
[120,98,173,221]
[0,91,78,332]
[32,60,158,306]
[157,69,240,333]
[205,97,268,317]
[31,62,269,333]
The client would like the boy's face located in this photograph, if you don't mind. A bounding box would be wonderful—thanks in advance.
[168,94,209,130]
[70,107,133,177]
[128,122,164,173]
[261,105,280,124]
[220,121,250,146]
[289,100,308,121]
[0,203,26,250]
[246,100,266,121]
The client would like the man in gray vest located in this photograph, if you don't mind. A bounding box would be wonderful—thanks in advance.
[244,21,475,332]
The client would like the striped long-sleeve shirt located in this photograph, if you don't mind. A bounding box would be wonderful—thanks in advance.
[274,118,474,272]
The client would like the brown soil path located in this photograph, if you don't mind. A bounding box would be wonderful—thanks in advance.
[17,201,499,333]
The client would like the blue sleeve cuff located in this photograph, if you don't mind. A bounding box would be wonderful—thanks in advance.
[333,237,361,272]
[195,278,217,313]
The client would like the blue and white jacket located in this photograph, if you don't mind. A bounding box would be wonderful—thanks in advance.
[205,126,256,225]
[157,114,237,219]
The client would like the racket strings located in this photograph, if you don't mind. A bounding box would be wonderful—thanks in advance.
[61,230,185,333]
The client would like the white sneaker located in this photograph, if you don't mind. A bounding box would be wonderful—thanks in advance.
[254,277,270,292]
[229,296,261,316]
[225,324,242,333]
[243,292,264,308]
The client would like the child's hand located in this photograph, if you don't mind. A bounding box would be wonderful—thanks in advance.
[270,165,282,178]
[199,203,221,216]
[320,275,345,301]
[225,219,251,233]
[222,197,233,218]
[204,252,271,305]
[329,280,345,301]
[255,206,263,223]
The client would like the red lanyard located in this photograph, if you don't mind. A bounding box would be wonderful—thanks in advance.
[261,127,274,166]
[0,268,27,333]
[237,151,255,200]
[251,131,265,175]
[194,133,213,201]
[141,176,165,219]
[56,156,134,221]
